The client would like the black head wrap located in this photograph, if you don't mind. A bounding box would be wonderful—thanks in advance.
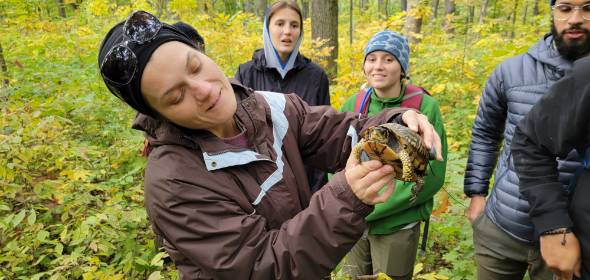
[98,15,195,117]
[173,21,205,50]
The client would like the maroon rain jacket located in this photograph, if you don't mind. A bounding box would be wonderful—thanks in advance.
[132,82,407,279]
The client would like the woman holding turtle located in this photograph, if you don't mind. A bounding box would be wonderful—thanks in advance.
[98,10,442,279]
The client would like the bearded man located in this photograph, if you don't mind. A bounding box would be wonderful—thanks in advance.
[463,0,590,279]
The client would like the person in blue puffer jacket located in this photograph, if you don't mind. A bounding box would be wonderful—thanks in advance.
[463,0,590,279]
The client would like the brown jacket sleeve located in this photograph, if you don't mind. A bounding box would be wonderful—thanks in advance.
[284,93,408,172]
[145,148,372,279]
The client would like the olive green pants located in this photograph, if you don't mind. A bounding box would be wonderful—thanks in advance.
[472,213,553,280]
[343,223,420,280]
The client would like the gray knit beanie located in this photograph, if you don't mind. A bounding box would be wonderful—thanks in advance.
[364,30,410,75]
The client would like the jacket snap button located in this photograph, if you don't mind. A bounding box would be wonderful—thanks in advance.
[211,161,217,167]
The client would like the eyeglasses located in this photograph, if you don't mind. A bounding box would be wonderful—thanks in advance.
[552,3,590,21]
[100,10,162,86]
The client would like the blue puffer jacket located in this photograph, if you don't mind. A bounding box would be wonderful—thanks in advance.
[464,34,581,243]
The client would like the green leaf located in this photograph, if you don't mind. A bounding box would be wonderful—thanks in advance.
[12,209,26,228]
[28,209,37,225]
[33,254,47,266]
[36,230,50,242]
[85,216,97,225]
[55,243,64,256]
[135,257,149,267]
[30,272,50,280]
[150,252,168,267]
[147,271,161,280]
[60,226,69,243]
[2,213,14,228]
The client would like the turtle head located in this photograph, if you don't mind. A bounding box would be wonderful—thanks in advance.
[367,126,390,144]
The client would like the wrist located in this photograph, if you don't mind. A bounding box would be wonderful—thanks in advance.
[466,191,487,198]
[470,195,486,203]
[540,227,572,236]
[540,228,573,246]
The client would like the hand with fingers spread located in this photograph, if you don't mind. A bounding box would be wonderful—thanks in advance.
[401,109,443,161]
[345,154,396,205]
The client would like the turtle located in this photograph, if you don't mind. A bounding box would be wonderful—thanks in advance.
[352,123,431,204]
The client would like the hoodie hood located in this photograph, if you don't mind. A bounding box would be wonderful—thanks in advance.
[251,48,310,72]
[262,8,303,79]
[527,34,572,73]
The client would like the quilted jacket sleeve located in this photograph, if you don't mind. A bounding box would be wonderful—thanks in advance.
[464,65,508,197]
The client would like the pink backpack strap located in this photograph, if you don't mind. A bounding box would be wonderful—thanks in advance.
[401,85,430,110]
[353,87,372,117]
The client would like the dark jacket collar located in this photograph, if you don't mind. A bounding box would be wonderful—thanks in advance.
[251,49,310,72]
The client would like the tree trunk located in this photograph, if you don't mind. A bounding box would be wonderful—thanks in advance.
[154,0,168,18]
[478,0,489,24]
[468,5,475,23]
[533,0,539,16]
[360,0,368,11]
[223,0,237,15]
[445,0,455,15]
[404,0,422,43]
[400,0,408,11]
[244,0,254,13]
[56,0,66,18]
[443,0,455,33]
[522,1,528,24]
[432,0,440,18]
[300,0,310,19]
[0,42,8,87]
[378,0,385,16]
[311,0,338,79]
[492,0,499,18]
[510,0,519,38]
[69,0,81,11]
[200,1,209,13]
[349,0,353,44]
[257,0,267,20]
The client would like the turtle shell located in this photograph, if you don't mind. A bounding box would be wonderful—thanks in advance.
[357,123,429,182]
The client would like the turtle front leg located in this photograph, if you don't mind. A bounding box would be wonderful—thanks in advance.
[398,149,413,181]
[410,177,424,204]
[352,140,366,163]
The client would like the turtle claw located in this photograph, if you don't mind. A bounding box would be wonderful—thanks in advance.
[410,179,424,205]
[409,194,418,205]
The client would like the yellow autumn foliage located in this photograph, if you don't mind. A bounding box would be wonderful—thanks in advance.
[1,0,553,279]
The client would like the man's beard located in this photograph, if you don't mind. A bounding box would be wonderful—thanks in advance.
[552,22,590,61]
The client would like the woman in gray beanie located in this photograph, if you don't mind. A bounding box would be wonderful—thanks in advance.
[98,10,442,280]
[340,30,448,280]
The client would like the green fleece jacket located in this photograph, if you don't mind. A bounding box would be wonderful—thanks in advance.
[340,85,448,234]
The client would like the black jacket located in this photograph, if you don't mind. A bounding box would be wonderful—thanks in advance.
[513,56,590,278]
[235,49,331,192]
[235,49,330,107]
[513,56,590,236]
